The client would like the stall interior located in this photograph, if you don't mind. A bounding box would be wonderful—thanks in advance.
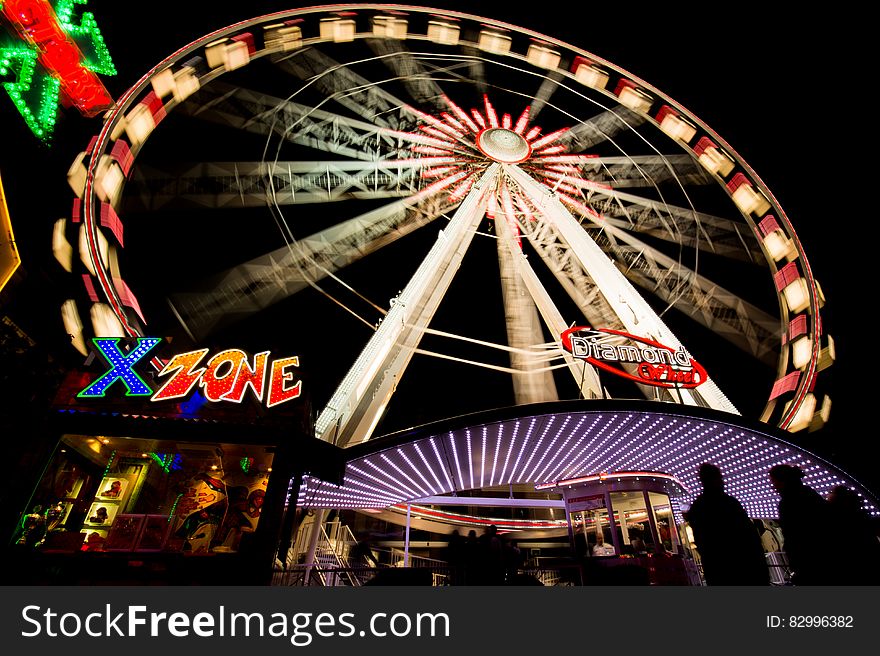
[16,433,275,556]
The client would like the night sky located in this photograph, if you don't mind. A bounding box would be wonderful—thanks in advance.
[1,3,868,494]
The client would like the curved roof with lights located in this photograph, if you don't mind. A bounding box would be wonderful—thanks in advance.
[298,401,878,520]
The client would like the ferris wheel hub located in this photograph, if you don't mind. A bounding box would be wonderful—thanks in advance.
[477,128,531,163]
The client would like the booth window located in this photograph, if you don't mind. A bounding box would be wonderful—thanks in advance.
[16,434,274,555]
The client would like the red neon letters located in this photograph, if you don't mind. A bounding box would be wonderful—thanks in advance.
[153,348,301,408]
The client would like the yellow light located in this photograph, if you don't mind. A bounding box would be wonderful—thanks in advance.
[791,336,812,369]
[478,31,512,54]
[659,114,697,143]
[697,146,735,176]
[124,104,156,147]
[762,231,793,261]
[319,18,356,42]
[90,303,125,338]
[786,393,817,432]
[53,219,73,272]
[782,278,810,313]
[427,21,459,45]
[617,86,652,113]
[61,299,87,356]
[574,64,608,89]
[0,172,22,294]
[264,24,303,51]
[66,152,88,198]
[526,45,561,69]
[818,335,835,371]
[150,68,176,98]
[372,16,407,39]
[732,184,771,216]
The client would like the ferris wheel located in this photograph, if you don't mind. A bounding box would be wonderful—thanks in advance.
[58,5,832,448]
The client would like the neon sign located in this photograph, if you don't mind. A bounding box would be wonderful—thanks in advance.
[560,326,707,389]
[77,338,303,409]
[1,0,115,140]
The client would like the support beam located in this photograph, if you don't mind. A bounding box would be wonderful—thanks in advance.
[178,83,415,162]
[170,190,459,339]
[316,165,500,446]
[507,164,739,414]
[275,48,419,129]
[128,159,442,210]
[496,214,560,404]
[495,180,602,400]
[561,106,645,153]
[588,221,781,364]
[366,39,446,109]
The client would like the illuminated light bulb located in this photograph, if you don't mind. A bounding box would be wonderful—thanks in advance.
[478,30,511,54]
[319,18,356,43]
[372,16,407,38]
[526,44,561,69]
[427,20,459,45]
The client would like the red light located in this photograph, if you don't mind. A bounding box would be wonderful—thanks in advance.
[2,0,113,117]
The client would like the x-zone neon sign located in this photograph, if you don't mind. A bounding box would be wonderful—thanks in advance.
[0,0,115,140]
[78,338,304,409]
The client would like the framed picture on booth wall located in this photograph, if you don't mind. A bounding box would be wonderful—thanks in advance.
[96,474,134,504]
[83,501,119,528]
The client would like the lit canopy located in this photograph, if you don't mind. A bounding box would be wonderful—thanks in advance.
[298,401,878,520]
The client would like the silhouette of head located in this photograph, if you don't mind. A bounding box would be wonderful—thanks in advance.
[698,463,724,491]
[769,464,804,493]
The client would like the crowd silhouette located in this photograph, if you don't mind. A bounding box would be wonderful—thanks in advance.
[435,462,880,586]
[446,525,525,585]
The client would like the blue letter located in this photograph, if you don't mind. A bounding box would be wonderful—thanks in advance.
[78,337,160,397]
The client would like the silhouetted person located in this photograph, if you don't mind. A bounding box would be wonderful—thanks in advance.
[684,463,769,585]
[478,525,506,585]
[463,529,480,585]
[827,485,880,584]
[769,464,836,585]
[503,539,523,582]
[447,530,465,585]
[629,529,647,553]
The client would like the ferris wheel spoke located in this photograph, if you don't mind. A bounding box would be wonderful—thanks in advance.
[563,154,713,189]
[587,223,781,364]
[560,106,645,153]
[274,47,420,130]
[511,190,668,402]
[179,83,416,162]
[316,166,500,447]
[495,181,603,401]
[578,185,764,262]
[128,159,456,210]
[528,70,564,121]
[461,45,488,93]
[507,164,739,414]
[366,39,447,109]
[168,189,463,340]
